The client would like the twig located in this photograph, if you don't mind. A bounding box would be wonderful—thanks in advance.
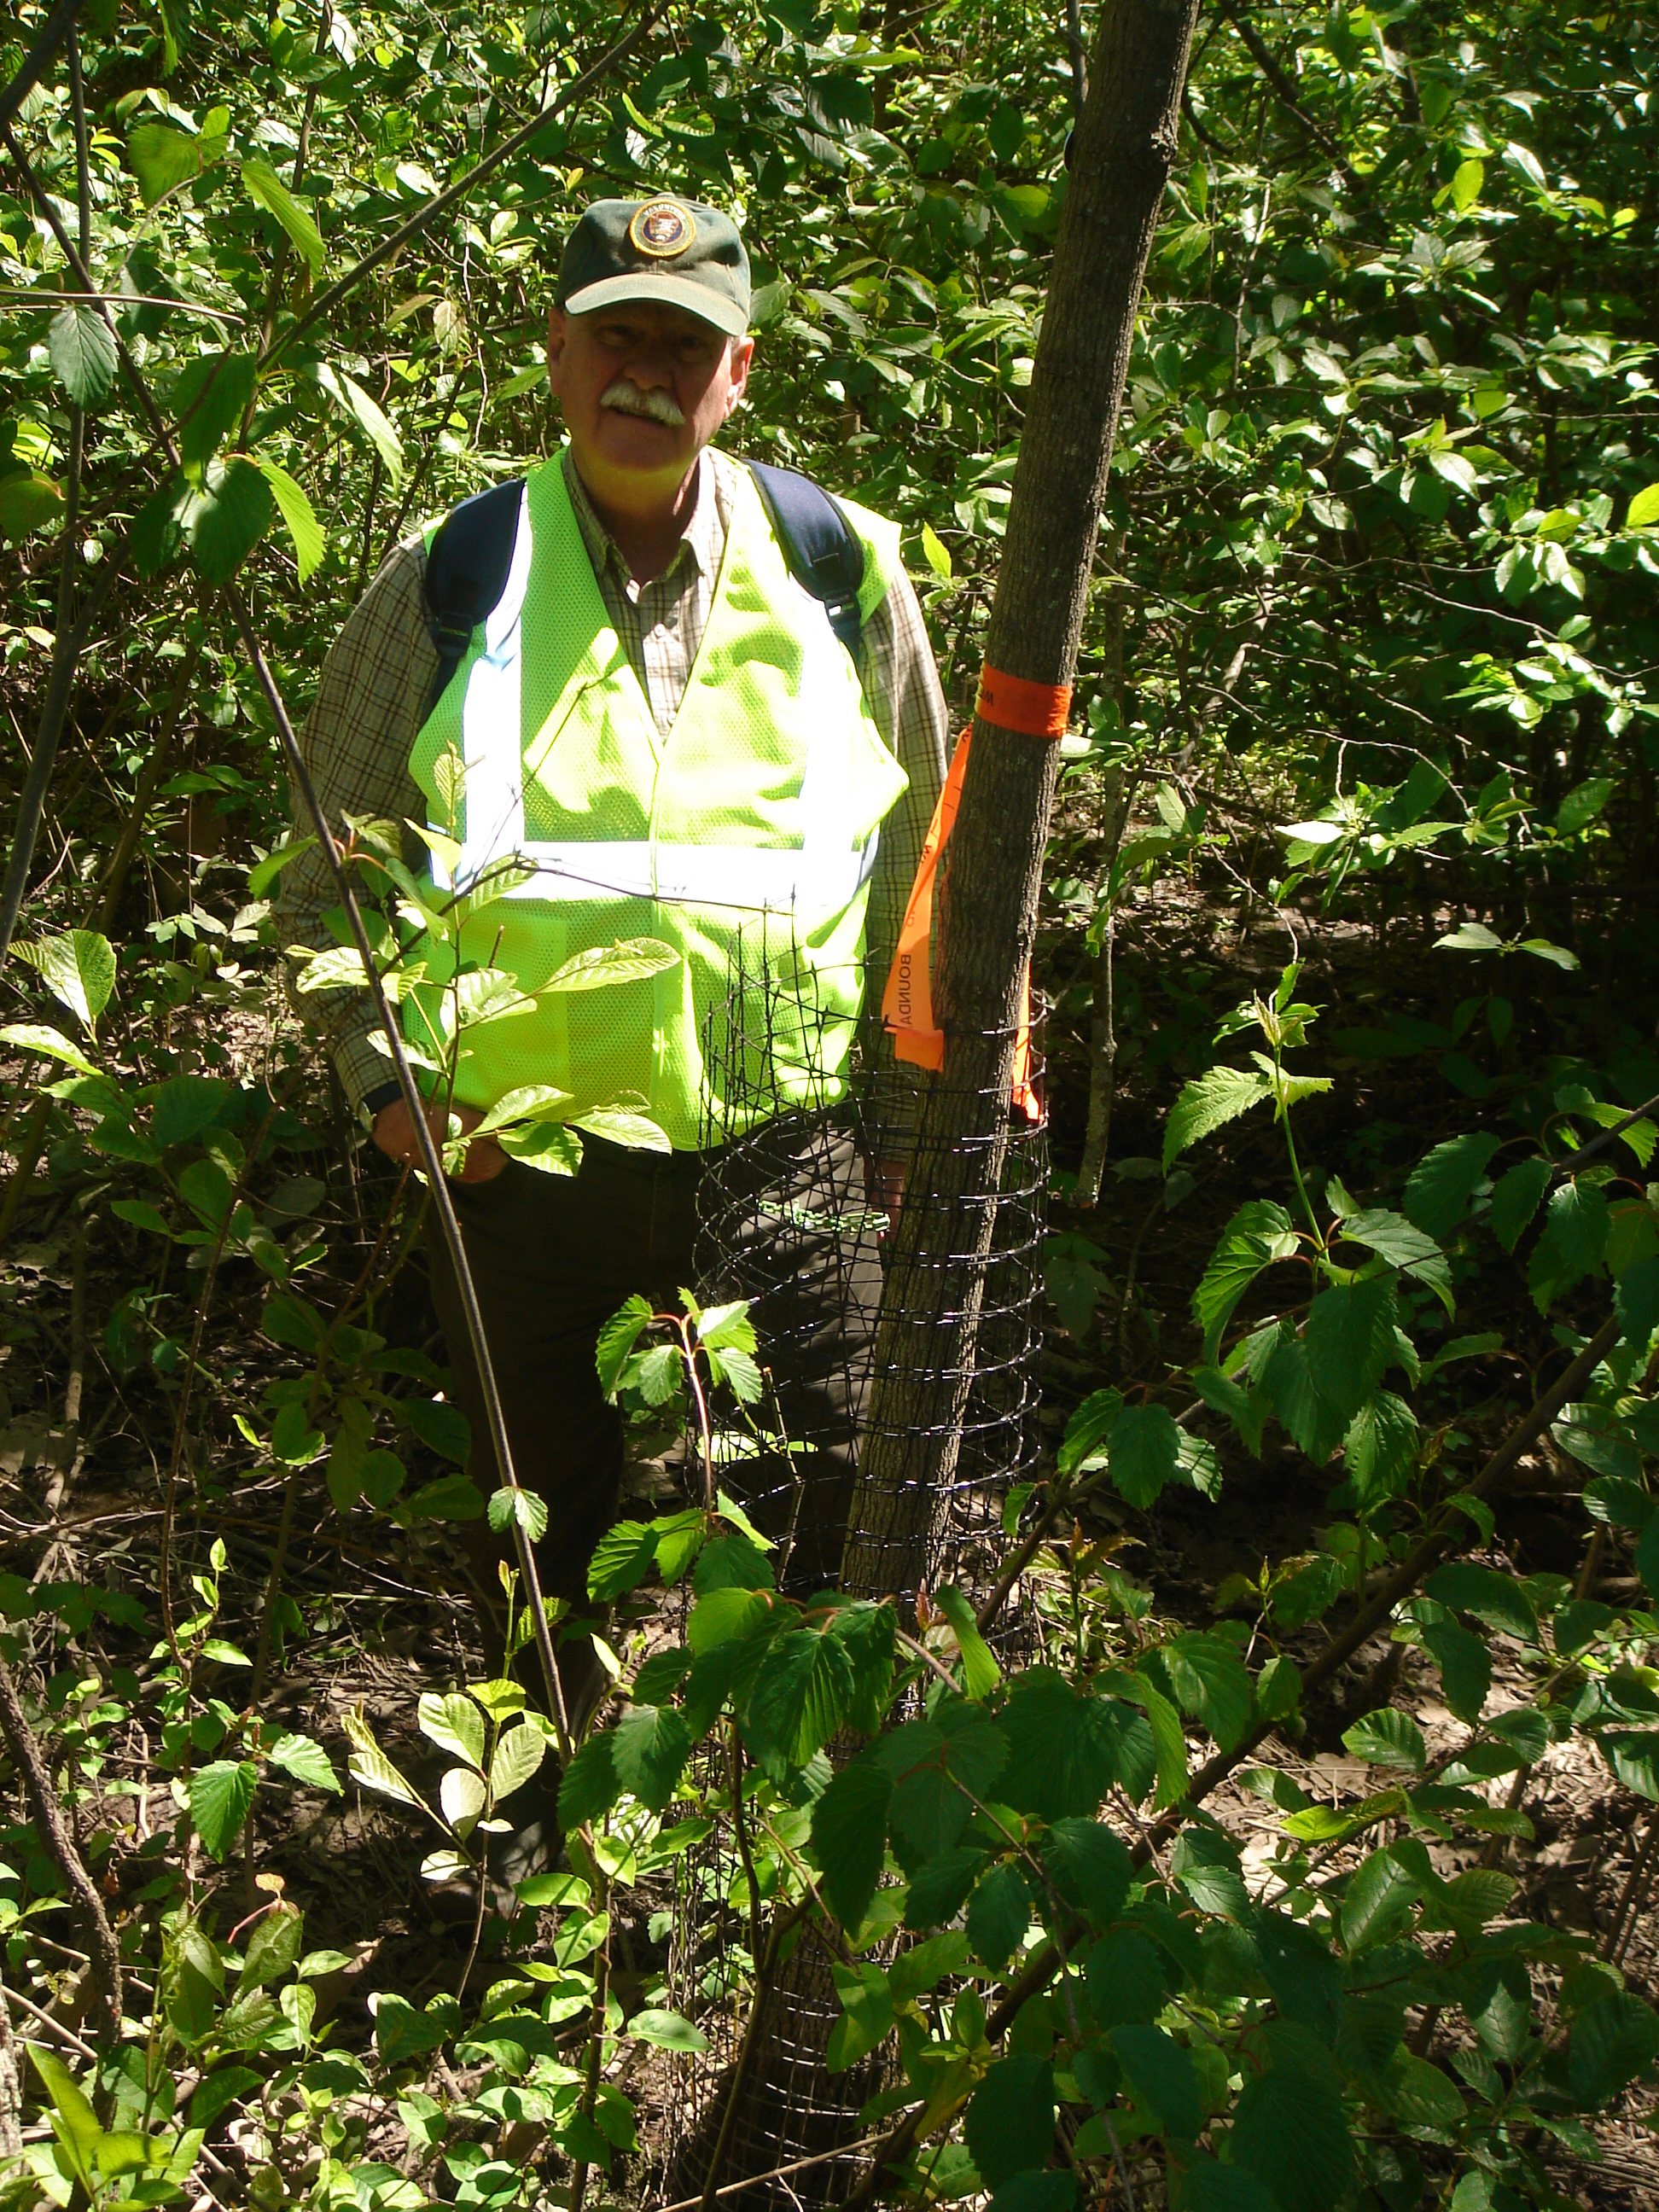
[0,1655,121,2043]
[0,1977,101,2064]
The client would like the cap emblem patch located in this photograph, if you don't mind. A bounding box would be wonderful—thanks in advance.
[629,198,696,259]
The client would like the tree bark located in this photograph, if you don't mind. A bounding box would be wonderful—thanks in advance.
[841,0,1202,1605]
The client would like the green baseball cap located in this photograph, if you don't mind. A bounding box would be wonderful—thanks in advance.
[556,196,750,339]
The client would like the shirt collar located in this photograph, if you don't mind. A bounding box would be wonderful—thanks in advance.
[562,445,719,591]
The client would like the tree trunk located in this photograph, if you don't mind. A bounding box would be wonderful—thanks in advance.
[841,0,1202,1606]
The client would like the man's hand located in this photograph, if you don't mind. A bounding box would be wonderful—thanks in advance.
[371,1098,507,1185]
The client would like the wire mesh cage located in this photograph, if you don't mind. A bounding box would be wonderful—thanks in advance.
[661,940,1049,2205]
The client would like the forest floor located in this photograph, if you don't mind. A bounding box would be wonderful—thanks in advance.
[2,874,1656,2207]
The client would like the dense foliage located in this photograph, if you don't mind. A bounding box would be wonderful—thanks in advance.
[2,0,1657,2209]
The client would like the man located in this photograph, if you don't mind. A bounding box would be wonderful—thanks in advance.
[281,195,949,1726]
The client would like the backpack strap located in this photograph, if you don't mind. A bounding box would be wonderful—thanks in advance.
[420,464,866,706]
[422,476,527,709]
[747,459,865,658]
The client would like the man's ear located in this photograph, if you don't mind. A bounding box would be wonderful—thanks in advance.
[546,305,569,393]
[722,335,755,417]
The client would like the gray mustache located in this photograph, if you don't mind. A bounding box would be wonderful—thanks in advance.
[600,377,684,427]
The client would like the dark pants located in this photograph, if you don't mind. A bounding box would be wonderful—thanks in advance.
[425,1117,882,1645]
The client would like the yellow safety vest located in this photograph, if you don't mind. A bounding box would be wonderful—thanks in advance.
[405,457,910,1150]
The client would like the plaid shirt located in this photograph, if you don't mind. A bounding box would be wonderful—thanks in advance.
[279,445,949,1121]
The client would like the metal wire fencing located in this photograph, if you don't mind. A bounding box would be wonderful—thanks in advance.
[660,942,1048,2205]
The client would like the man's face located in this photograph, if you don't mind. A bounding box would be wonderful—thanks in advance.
[547,299,754,509]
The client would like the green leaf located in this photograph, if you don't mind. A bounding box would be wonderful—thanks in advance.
[1132,1675,1189,1809]
[589,1519,661,1600]
[271,1400,323,1465]
[1163,1632,1253,1752]
[904,1844,986,1930]
[827,1959,894,2073]
[920,520,952,579]
[253,456,324,581]
[628,2008,707,2052]
[987,2176,1075,2212]
[190,1760,258,1860]
[1488,1157,1551,1252]
[1404,1131,1502,1240]
[0,470,64,540]
[1340,1848,1422,1953]
[966,2054,1055,2188]
[1627,483,1659,530]
[966,1862,1030,1970]
[558,1732,620,1828]
[267,1733,341,1793]
[997,1672,1121,1820]
[1556,776,1614,837]
[113,1197,172,1237]
[1422,1618,1492,1722]
[405,1473,484,1520]
[418,1693,485,1769]
[1179,2163,1279,2212]
[597,1294,655,1398]
[1528,1179,1610,1310]
[1424,1562,1537,1641]
[126,119,206,206]
[173,352,259,473]
[1342,1391,1418,1504]
[1337,1208,1453,1313]
[404,1395,470,1464]
[1043,1817,1132,1924]
[810,1755,891,1929]
[933,1584,999,1698]
[150,1072,230,1147]
[20,930,116,1036]
[1192,1199,1297,1353]
[1087,1930,1168,2029]
[1302,1278,1396,1424]
[573,1106,672,1153]
[1161,1063,1273,1170]
[1341,1708,1426,1773]
[1569,1991,1659,2107]
[1228,2064,1353,2212]
[0,1022,98,1074]
[241,1902,304,1988]
[183,457,273,584]
[49,306,117,407]
[488,1485,549,1542]
[1057,1386,1122,1477]
[1110,2023,1202,2140]
[242,158,328,275]
[611,1703,691,1812]
[1109,1402,1182,1508]
[489,1718,549,1804]
[746,1626,854,1774]
[543,937,682,991]
[328,369,404,485]
[1615,1254,1659,1347]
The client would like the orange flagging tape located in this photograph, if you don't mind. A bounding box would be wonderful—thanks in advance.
[975,665,1073,740]
[881,728,1042,1123]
